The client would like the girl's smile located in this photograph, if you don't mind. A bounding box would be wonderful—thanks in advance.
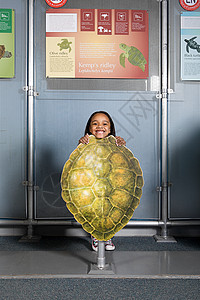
[89,113,111,138]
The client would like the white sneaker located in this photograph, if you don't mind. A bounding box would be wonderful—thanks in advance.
[105,239,115,251]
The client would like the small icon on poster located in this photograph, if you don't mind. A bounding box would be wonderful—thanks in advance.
[134,13,143,22]
[132,10,146,32]
[117,12,127,21]
[0,12,10,21]
[83,12,93,21]
[98,26,111,33]
[100,12,110,21]
[184,36,200,53]
[0,45,12,59]
[57,38,72,52]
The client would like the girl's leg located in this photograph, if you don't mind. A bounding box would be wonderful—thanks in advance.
[91,236,98,251]
[91,236,115,251]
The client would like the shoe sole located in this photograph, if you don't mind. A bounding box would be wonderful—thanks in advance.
[105,246,115,251]
[92,246,115,251]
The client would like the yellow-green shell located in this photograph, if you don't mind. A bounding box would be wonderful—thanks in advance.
[61,135,144,241]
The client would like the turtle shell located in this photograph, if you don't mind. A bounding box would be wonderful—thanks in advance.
[128,46,147,71]
[61,135,144,241]
[0,45,5,59]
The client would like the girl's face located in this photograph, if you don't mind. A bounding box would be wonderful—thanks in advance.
[89,113,111,138]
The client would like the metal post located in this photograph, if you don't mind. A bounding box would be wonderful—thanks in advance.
[88,240,115,274]
[97,241,106,269]
[154,0,176,243]
[161,0,168,239]
[20,0,40,242]
[27,0,34,238]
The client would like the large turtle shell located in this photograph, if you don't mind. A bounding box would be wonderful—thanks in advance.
[128,46,147,71]
[61,135,144,241]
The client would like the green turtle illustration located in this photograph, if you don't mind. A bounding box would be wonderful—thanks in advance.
[119,43,147,72]
[0,45,12,59]
[61,135,143,241]
[57,39,72,52]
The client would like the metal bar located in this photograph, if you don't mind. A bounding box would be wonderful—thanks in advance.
[0,219,200,226]
[127,221,163,226]
[0,220,162,226]
[97,241,106,269]
[161,0,168,239]
[167,221,200,226]
[27,0,35,236]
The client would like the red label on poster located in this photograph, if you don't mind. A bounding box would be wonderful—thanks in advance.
[45,0,68,8]
[115,10,129,35]
[131,10,146,32]
[81,9,95,31]
[179,0,200,11]
[97,9,112,35]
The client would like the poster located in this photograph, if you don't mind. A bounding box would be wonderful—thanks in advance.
[0,9,15,78]
[46,9,149,79]
[181,12,200,80]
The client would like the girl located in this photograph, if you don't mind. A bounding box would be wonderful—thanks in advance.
[79,111,126,251]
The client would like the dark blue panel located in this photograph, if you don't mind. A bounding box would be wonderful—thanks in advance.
[169,91,200,219]
[0,0,27,218]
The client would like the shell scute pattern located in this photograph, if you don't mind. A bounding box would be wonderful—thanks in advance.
[61,135,144,241]
[128,46,145,66]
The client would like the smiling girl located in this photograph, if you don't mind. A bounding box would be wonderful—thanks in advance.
[79,111,126,147]
[79,111,126,251]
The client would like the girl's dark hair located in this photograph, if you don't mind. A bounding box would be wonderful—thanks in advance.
[84,111,116,136]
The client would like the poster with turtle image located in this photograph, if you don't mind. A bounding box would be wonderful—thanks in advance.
[0,9,15,78]
[181,12,200,80]
[46,9,148,79]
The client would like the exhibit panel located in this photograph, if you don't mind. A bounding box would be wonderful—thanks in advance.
[168,1,200,219]
[0,0,27,218]
[34,0,160,220]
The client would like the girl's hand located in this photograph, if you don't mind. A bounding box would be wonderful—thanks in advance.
[116,136,126,146]
[79,134,89,144]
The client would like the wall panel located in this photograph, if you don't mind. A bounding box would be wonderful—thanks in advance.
[0,0,27,218]
[168,1,200,219]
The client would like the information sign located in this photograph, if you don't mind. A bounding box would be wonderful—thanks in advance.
[46,9,149,79]
[181,12,200,80]
[0,9,15,78]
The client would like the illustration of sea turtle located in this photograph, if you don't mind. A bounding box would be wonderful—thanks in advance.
[119,43,147,72]
[0,45,12,59]
[184,37,200,53]
[57,39,72,52]
[61,135,144,241]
